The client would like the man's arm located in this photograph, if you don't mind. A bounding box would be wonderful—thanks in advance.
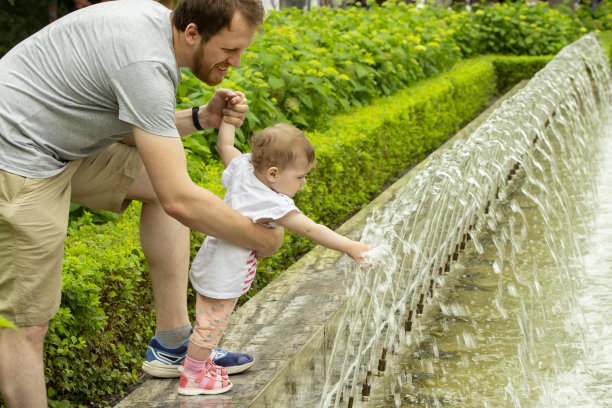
[132,126,283,257]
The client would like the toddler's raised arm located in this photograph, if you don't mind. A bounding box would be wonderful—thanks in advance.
[217,121,242,167]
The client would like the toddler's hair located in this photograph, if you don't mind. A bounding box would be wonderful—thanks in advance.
[250,123,315,172]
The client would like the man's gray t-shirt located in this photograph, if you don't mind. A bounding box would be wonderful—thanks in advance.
[0,0,181,178]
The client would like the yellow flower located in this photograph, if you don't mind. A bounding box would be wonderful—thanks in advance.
[338,74,350,81]
[308,60,322,68]
[284,98,299,112]
[292,68,305,75]
[580,27,588,32]
[414,45,427,52]
[475,9,484,15]
[306,69,317,76]
[322,67,340,76]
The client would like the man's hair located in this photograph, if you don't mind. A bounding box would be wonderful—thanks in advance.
[250,123,315,172]
[172,0,264,43]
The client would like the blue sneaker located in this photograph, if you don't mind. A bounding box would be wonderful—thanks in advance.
[142,337,255,377]
[210,348,254,375]
[141,337,188,378]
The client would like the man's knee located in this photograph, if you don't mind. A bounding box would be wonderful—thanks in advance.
[23,324,49,348]
[0,322,48,352]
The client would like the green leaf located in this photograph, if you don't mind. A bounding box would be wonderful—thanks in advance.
[296,93,313,109]
[0,315,17,329]
[267,75,285,90]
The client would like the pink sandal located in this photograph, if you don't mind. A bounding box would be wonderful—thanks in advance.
[205,358,228,378]
[178,365,233,395]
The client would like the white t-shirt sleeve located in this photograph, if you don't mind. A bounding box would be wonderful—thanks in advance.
[250,195,300,223]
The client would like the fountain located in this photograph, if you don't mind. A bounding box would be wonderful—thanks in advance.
[115,33,611,407]
[325,32,611,407]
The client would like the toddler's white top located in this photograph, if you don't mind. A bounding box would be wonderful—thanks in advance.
[189,153,300,298]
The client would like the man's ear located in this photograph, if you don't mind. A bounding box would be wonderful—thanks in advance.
[184,23,201,46]
[266,167,279,182]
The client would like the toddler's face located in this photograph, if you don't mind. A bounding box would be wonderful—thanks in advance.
[270,158,313,198]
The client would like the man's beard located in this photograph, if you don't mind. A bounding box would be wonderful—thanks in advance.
[192,43,222,86]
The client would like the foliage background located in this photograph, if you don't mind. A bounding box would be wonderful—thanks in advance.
[1,0,611,406]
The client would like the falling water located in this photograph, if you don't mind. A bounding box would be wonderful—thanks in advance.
[316,33,612,408]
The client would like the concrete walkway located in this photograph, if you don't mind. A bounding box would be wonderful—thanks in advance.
[115,82,526,408]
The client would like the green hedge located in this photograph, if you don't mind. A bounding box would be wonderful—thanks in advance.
[598,31,612,64]
[27,54,550,407]
[491,55,553,94]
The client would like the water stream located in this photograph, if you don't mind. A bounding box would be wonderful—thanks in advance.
[361,113,612,408]
[316,33,611,408]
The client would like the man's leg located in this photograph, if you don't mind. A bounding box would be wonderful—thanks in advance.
[125,166,191,331]
[0,325,48,408]
[0,166,75,407]
[70,145,193,377]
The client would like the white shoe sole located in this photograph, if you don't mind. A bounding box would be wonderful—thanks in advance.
[141,361,181,378]
[222,359,254,375]
[177,382,233,395]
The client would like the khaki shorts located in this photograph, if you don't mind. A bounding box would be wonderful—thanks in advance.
[0,143,143,327]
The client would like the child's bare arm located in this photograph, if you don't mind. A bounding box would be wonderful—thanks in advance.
[277,211,370,264]
[217,121,243,167]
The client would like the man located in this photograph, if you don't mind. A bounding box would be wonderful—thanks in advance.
[0,0,282,406]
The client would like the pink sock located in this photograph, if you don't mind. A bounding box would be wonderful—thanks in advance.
[183,355,206,376]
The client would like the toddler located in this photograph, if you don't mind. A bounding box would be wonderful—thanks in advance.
[178,119,371,395]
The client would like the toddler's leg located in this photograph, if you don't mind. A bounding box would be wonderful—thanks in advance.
[178,295,238,396]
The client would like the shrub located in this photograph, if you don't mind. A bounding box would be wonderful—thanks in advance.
[177,1,462,163]
[44,207,154,406]
[447,2,581,57]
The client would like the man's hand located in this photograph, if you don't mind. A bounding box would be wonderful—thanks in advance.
[201,88,249,129]
[254,225,285,259]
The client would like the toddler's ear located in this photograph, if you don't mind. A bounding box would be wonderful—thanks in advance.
[266,166,279,182]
